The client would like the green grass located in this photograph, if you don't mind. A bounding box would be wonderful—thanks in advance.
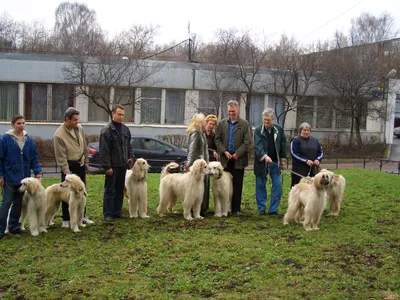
[0,170,399,299]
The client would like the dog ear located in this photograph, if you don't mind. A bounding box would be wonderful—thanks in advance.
[27,181,38,195]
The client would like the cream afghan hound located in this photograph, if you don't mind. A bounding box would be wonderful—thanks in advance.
[125,158,150,218]
[208,161,232,217]
[45,174,87,232]
[284,170,333,231]
[157,159,209,221]
[300,169,346,216]
[18,177,47,236]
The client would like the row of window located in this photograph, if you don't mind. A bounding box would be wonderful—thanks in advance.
[0,82,366,129]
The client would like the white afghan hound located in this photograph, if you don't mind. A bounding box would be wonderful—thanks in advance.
[157,159,209,221]
[208,161,232,217]
[45,174,87,233]
[125,158,150,218]
[284,170,333,231]
[18,177,47,236]
[300,169,346,216]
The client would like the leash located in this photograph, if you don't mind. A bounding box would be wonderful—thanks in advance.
[269,161,307,179]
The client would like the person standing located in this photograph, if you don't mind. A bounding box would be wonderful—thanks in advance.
[0,115,43,238]
[215,100,251,215]
[254,108,287,216]
[186,113,210,214]
[54,107,94,228]
[100,104,134,222]
[290,122,323,186]
[204,114,219,161]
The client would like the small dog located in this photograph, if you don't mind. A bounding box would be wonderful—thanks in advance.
[18,177,47,236]
[300,169,346,216]
[125,158,150,218]
[284,170,332,231]
[208,161,232,217]
[157,159,209,221]
[45,174,87,232]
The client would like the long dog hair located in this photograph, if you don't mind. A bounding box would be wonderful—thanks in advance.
[157,159,209,221]
[45,174,87,232]
[284,170,332,231]
[125,158,150,218]
[300,169,346,216]
[18,177,47,236]
[208,161,232,217]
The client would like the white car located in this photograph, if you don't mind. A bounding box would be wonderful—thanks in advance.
[394,126,400,138]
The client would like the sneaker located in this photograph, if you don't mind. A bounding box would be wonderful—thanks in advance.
[258,210,266,215]
[104,216,115,222]
[82,217,94,225]
[61,221,70,228]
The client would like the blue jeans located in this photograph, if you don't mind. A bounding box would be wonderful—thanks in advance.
[255,163,282,214]
[0,183,24,234]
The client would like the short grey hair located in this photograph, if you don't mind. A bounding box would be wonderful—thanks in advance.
[227,100,239,108]
[64,107,80,121]
[299,122,311,132]
[262,108,275,117]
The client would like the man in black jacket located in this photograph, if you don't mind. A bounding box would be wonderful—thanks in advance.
[99,105,134,222]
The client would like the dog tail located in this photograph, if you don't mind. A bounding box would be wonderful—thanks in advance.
[161,162,180,179]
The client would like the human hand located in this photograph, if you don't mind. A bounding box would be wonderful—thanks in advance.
[127,159,134,168]
[265,156,272,163]
[313,160,320,166]
[0,178,4,186]
[232,153,238,160]
[85,163,89,172]
[35,174,43,180]
[106,168,113,176]
[224,151,232,159]
[280,161,286,168]
[213,151,219,160]
[306,160,313,167]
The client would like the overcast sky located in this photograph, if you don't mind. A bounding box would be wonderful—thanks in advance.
[2,0,400,45]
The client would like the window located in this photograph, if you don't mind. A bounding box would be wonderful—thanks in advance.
[268,95,285,126]
[25,84,47,121]
[0,83,18,121]
[114,87,135,122]
[141,88,161,124]
[249,94,264,126]
[165,90,185,124]
[88,87,109,122]
[198,90,217,115]
[316,98,333,129]
[52,85,75,121]
[296,97,314,127]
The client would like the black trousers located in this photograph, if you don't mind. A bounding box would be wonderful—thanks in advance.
[201,174,210,212]
[103,167,126,218]
[226,159,245,213]
[61,161,86,221]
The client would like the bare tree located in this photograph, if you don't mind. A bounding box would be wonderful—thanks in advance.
[0,13,19,49]
[62,26,162,117]
[53,2,105,54]
[319,12,400,146]
[264,35,319,126]
[213,28,269,120]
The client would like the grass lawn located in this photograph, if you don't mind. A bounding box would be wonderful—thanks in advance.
[0,169,399,299]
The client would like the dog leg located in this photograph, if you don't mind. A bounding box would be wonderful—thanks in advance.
[214,196,222,217]
[302,210,312,231]
[38,205,47,234]
[27,201,39,236]
[69,202,81,233]
[183,200,194,221]
[192,198,204,220]
[139,195,149,218]
[129,198,138,218]
[19,200,28,231]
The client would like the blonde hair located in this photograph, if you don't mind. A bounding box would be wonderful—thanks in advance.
[186,113,205,134]
[205,114,218,125]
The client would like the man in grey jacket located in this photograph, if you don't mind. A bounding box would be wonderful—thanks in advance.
[99,105,134,222]
[215,100,251,215]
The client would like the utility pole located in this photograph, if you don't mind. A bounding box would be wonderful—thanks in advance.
[188,21,192,62]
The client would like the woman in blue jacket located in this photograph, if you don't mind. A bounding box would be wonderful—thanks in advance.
[0,115,42,238]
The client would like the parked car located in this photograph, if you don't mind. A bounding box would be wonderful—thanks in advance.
[394,126,400,138]
[88,136,187,173]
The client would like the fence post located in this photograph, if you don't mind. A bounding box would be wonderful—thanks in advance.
[380,160,382,171]
[363,156,366,169]
[336,158,338,169]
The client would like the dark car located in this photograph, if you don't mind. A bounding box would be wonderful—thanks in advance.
[88,136,187,173]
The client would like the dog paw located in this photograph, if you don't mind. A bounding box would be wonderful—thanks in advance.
[195,216,204,220]
[49,221,55,226]
[31,231,39,236]
[141,215,150,219]
[214,214,222,217]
